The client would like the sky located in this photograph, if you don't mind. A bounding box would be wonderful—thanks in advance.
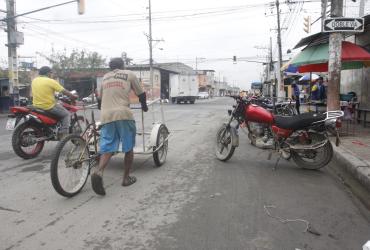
[0,0,368,90]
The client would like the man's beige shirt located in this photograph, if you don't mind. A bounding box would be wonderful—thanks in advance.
[100,69,144,124]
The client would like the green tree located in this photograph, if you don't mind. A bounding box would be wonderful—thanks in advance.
[47,48,107,77]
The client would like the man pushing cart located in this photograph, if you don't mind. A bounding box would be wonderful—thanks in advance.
[50,57,170,197]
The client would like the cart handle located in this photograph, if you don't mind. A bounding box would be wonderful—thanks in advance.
[131,98,162,109]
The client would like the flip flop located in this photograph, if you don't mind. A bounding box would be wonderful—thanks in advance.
[122,176,137,187]
[91,172,106,195]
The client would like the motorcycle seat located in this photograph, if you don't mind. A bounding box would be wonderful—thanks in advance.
[262,102,287,109]
[31,108,61,120]
[274,112,326,130]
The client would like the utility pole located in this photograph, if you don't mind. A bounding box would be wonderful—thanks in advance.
[327,0,343,111]
[321,0,328,31]
[147,0,164,99]
[359,0,367,16]
[5,0,19,104]
[195,57,206,71]
[148,0,154,100]
[275,0,284,100]
[4,0,84,107]
[269,37,273,97]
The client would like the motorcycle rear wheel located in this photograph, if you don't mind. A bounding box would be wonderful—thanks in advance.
[291,133,333,170]
[215,124,236,161]
[12,122,45,159]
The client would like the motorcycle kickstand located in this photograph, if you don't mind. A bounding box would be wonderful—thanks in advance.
[267,151,273,160]
[273,153,281,171]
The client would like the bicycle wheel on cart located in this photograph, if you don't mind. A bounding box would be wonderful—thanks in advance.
[50,134,91,197]
[153,124,169,167]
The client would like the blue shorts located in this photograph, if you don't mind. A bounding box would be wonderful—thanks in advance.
[100,120,136,153]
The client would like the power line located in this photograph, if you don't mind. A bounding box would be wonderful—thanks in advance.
[22,23,112,51]
[18,3,270,25]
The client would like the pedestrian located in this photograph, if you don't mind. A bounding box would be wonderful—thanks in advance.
[318,77,326,101]
[291,78,300,114]
[310,79,319,101]
[31,66,78,139]
[91,57,148,196]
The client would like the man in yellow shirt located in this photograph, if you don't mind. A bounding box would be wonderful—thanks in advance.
[31,66,77,137]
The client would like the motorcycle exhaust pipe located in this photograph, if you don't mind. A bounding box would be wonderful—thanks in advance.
[287,139,328,150]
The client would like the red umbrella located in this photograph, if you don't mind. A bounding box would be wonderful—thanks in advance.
[296,41,370,73]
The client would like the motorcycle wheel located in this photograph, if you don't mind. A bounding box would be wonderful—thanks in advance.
[12,122,45,159]
[215,124,235,161]
[50,134,90,197]
[70,115,88,135]
[291,133,333,170]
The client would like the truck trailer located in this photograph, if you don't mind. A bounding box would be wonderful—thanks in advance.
[170,74,198,104]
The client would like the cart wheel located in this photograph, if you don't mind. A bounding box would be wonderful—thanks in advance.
[153,124,169,167]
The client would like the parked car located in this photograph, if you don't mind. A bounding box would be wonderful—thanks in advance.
[198,91,209,99]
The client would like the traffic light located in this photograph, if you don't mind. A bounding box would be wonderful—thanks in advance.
[303,16,311,33]
[77,0,85,15]
[233,55,237,64]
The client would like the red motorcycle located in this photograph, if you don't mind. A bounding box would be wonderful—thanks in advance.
[6,95,87,159]
[215,96,343,170]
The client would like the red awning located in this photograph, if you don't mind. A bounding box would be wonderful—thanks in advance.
[299,63,328,73]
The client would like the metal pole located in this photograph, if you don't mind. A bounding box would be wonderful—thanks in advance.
[321,0,328,32]
[275,0,284,100]
[6,0,18,105]
[141,110,145,152]
[148,0,153,100]
[2,0,76,21]
[327,0,343,111]
[359,0,366,16]
[269,37,273,97]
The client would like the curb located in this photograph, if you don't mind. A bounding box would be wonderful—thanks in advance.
[0,113,10,118]
[332,144,370,193]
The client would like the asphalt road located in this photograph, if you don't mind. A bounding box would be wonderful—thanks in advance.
[0,97,369,250]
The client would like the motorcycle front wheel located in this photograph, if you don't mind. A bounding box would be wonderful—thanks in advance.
[291,133,333,170]
[215,124,236,161]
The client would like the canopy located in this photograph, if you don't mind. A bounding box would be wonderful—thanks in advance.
[284,41,370,73]
[291,41,370,66]
[298,61,370,73]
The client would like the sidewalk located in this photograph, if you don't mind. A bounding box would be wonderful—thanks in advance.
[330,123,370,205]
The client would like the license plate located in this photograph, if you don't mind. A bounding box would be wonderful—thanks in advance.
[5,118,16,130]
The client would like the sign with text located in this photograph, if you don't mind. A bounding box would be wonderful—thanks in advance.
[323,18,364,33]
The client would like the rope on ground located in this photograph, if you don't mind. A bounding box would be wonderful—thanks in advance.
[263,204,321,236]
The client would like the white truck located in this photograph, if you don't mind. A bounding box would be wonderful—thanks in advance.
[170,74,198,104]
